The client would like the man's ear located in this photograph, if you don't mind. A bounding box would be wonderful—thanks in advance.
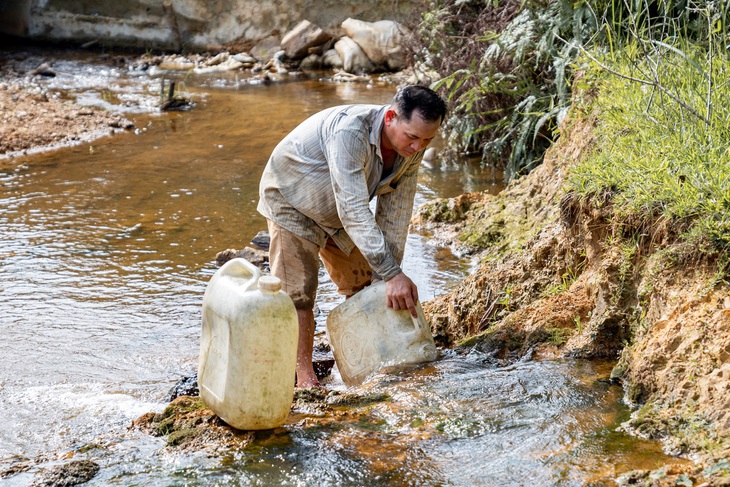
[384,109,397,126]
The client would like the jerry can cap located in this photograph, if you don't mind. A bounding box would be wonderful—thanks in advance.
[258,275,282,292]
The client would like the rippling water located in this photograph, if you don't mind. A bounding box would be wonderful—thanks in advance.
[0,48,680,486]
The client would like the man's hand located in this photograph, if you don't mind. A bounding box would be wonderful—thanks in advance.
[385,272,419,318]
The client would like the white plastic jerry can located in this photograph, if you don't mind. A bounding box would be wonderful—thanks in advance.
[325,281,438,387]
[198,258,298,430]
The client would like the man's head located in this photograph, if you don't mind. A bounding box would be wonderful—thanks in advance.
[391,85,447,125]
[382,85,447,158]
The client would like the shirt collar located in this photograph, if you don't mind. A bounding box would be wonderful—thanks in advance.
[370,105,388,157]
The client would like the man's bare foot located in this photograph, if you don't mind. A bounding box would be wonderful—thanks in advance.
[295,364,321,388]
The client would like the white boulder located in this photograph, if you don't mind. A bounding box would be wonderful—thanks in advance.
[334,36,374,73]
[341,18,409,71]
[281,20,331,59]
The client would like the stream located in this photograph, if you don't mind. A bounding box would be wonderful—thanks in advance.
[0,48,682,486]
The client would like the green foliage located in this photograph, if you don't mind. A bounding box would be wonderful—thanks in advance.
[541,256,586,297]
[413,0,730,182]
[547,327,573,346]
[417,0,598,180]
[569,36,730,256]
[592,0,730,49]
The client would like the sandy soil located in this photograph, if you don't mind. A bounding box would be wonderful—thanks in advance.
[0,50,138,160]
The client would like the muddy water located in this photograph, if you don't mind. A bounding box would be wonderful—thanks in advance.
[0,53,682,485]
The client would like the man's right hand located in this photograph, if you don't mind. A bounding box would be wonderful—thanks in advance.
[385,272,419,318]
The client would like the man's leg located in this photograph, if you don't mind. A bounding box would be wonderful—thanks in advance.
[295,308,318,387]
[267,221,321,388]
[320,239,373,298]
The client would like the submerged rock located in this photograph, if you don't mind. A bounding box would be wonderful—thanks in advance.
[134,387,392,453]
[166,355,335,404]
[215,246,268,267]
[615,460,730,487]
[166,374,199,402]
[30,460,99,487]
[28,62,57,77]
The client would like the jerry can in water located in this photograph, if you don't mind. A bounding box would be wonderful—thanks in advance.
[198,257,298,430]
[325,281,438,386]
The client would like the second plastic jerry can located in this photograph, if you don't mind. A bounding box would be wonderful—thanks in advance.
[198,257,298,430]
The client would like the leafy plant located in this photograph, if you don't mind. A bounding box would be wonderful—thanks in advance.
[411,0,600,180]
[410,0,729,183]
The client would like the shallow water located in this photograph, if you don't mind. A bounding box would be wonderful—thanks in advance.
[0,49,682,485]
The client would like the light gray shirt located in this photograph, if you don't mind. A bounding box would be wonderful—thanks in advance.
[257,104,424,281]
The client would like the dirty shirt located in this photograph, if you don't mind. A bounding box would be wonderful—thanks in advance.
[257,104,425,281]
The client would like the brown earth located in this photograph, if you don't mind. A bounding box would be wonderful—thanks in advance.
[414,101,730,482]
[0,59,136,161]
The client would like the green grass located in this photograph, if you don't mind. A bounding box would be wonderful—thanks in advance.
[568,45,730,257]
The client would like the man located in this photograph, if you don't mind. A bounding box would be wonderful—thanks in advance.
[258,85,447,387]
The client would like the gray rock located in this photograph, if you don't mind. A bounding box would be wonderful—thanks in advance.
[334,36,374,74]
[322,49,343,69]
[341,18,409,71]
[31,460,99,487]
[215,246,268,267]
[250,35,282,63]
[281,20,332,60]
[167,374,199,401]
[299,53,323,71]
[232,52,257,65]
[250,230,270,250]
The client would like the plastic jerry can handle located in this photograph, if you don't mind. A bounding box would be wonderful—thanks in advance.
[409,303,429,334]
[217,257,261,292]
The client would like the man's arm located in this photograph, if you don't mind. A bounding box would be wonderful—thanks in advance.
[375,161,421,317]
[325,128,403,280]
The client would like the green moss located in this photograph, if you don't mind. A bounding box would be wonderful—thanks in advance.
[164,396,206,416]
[326,391,390,407]
[154,416,176,437]
[546,327,573,346]
[459,222,504,249]
[153,396,207,437]
[417,196,472,223]
[625,404,726,456]
[455,331,490,349]
[167,428,198,447]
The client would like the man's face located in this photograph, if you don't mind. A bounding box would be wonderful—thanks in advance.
[383,109,441,158]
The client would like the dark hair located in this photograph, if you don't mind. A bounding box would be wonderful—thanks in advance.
[392,85,447,124]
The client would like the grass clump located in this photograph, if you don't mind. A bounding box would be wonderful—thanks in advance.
[568,44,730,259]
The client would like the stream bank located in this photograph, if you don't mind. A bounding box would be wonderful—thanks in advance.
[415,92,730,484]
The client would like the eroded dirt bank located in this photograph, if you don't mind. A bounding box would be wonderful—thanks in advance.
[414,109,730,484]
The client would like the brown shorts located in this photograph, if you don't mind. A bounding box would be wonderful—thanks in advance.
[267,220,373,309]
